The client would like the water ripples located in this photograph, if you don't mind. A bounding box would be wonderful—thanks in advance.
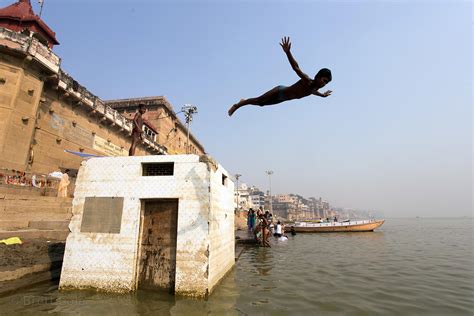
[0,218,472,315]
[231,218,473,315]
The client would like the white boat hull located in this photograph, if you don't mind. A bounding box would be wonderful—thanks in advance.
[292,220,385,233]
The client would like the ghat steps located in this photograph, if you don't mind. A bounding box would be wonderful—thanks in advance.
[0,188,72,241]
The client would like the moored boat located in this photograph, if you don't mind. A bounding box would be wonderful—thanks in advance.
[291,219,384,233]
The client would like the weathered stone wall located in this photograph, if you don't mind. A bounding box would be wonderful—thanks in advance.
[208,162,235,293]
[0,55,153,175]
[59,155,234,297]
[0,57,42,171]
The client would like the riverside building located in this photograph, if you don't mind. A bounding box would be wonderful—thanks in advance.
[0,0,205,177]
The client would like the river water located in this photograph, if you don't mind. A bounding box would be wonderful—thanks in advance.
[1,218,473,315]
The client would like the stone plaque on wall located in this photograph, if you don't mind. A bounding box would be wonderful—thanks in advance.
[93,135,128,157]
[80,197,124,234]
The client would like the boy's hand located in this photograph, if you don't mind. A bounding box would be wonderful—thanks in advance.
[280,36,291,53]
[321,90,332,97]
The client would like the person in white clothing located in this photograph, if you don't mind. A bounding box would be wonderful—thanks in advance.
[57,169,70,198]
[274,221,283,238]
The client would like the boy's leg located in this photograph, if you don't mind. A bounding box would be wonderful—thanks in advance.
[129,133,139,156]
[264,229,271,247]
[228,86,282,116]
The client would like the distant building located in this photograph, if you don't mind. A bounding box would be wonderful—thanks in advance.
[233,184,266,211]
[249,188,265,209]
[234,183,250,210]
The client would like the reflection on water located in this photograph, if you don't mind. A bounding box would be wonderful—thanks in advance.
[0,218,473,315]
[2,276,240,315]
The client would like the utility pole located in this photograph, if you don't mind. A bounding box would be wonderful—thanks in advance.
[235,174,241,211]
[181,104,197,154]
[265,170,273,213]
[38,0,45,18]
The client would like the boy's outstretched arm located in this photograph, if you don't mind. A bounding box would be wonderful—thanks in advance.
[313,90,333,97]
[280,36,311,84]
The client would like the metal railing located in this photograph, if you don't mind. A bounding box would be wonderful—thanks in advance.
[0,27,60,72]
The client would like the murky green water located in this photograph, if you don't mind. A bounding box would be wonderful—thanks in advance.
[1,218,473,315]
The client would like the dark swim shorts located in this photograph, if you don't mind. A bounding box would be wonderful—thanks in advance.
[277,85,287,102]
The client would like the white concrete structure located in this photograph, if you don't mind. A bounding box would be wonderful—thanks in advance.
[59,155,235,297]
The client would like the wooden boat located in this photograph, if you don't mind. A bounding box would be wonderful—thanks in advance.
[291,219,384,233]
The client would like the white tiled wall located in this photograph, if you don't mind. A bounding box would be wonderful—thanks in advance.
[59,154,234,297]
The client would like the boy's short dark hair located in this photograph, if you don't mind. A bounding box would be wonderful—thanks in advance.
[315,68,332,81]
[138,103,146,109]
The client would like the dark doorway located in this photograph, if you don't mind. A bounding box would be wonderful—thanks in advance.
[138,199,178,293]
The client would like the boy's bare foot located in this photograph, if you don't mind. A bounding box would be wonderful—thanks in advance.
[228,99,244,116]
[228,104,238,116]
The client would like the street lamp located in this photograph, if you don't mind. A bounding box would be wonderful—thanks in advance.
[181,104,198,154]
[235,174,241,210]
[265,170,273,213]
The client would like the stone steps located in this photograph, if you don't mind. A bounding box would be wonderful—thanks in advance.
[1,205,72,215]
[0,194,73,225]
[0,229,69,240]
[0,220,69,231]
[0,193,72,204]
[0,184,58,197]
[0,199,72,206]
[0,220,29,230]
[0,193,73,234]
[28,220,69,230]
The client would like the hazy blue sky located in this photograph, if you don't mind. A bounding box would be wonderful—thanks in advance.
[15,0,471,217]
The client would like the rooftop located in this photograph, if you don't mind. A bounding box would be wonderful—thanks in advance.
[0,0,59,46]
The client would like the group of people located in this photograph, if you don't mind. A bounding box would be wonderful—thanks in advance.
[1,170,49,189]
[2,170,29,186]
[0,168,71,198]
[247,207,294,247]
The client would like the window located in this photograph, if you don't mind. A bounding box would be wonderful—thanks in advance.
[142,162,174,176]
[143,125,157,142]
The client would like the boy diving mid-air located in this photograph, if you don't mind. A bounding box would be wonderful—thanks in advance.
[228,36,333,116]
